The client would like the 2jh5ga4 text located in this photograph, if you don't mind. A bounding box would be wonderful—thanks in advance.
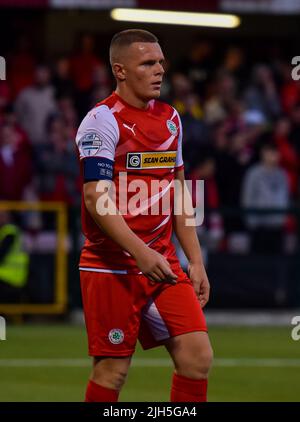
[103,406,197,419]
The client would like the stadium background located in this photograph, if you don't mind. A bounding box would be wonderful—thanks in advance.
[0,0,300,401]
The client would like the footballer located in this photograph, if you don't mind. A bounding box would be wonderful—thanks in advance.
[75,29,213,402]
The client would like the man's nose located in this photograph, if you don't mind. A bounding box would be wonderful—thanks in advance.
[155,62,165,75]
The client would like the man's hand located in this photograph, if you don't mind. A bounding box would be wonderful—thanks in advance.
[188,262,210,308]
[134,246,178,285]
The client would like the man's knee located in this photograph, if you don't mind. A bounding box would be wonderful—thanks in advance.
[177,344,213,379]
[91,357,131,391]
[195,345,214,376]
[167,332,214,379]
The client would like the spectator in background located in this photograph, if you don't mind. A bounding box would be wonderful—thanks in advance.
[244,64,281,122]
[0,82,11,124]
[36,115,80,207]
[189,153,223,252]
[0,210,29,303]
[289,102,300,156]
[70,34,101,93]
[241,142,289,254]
[221,46,246,86]
[212,120,246,234]
[0,123,33,200]
[273,116,299,198]
[171,72,199,115]
[57,95,78,140]
[280,61,300,114]
[170,72,209,171]
[53,57,75,100]
[209,98,265,236]
[70,34,104,118]
[176,40,215,96]
[8,35,36,100]
[89,63,111,109]
[224,99,265,167]
[204,70,237,124]
[15,64,57,145]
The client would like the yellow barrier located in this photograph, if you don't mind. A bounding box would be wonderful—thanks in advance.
[0,201,68,315]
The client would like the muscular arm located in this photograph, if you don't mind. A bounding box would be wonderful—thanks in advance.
[173,169,210,307]
[84,180,177,284]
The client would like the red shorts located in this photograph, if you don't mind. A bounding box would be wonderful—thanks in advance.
[80,269,207,357]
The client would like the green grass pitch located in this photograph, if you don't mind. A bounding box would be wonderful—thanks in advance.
[0,324,299,402]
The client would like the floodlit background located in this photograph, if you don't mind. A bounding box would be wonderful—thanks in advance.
[0,0,300,402]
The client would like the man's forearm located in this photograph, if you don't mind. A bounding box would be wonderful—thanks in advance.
[92,210,148,259]
[174,215,204,265]
[84,183,147,260]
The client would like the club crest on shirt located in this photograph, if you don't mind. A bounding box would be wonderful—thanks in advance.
[166,120,178,136]
[79,132,102,157]
[108,329,124,344]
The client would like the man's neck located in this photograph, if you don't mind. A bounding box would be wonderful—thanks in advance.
[115,87,149,110]
[262,163,276,170]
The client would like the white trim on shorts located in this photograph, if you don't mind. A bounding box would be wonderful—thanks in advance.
[79,267,128,275]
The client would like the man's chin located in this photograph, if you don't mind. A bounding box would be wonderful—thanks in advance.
[141,89,161,103]
[149,89,161,99]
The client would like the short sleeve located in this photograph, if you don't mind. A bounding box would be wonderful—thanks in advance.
[174,110,184,170]
[75,105,119,182]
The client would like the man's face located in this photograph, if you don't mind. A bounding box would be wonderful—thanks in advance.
[117,42,165,101]
[262,148,279,167]
[35,67,51,87]
[0,125,18,147]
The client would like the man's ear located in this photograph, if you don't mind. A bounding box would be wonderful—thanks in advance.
[112,63,126,81]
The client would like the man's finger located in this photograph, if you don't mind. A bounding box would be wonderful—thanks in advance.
[146,272,161,283]
[153,267,165,281]
[167,271,177,281]
[199,293,209,306]
[159,263,177,282]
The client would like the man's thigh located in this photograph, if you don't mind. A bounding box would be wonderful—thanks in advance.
[80,270,154,357]
[139,276,207,350]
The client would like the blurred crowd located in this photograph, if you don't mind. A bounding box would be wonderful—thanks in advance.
[1,34,300,253]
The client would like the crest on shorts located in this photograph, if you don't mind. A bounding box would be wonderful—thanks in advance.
[108,328,124,344]
[166,120,178,136]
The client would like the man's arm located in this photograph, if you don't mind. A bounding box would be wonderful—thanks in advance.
[84,180,177,284]
[241,168,257,208]
[173,169,210,308]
